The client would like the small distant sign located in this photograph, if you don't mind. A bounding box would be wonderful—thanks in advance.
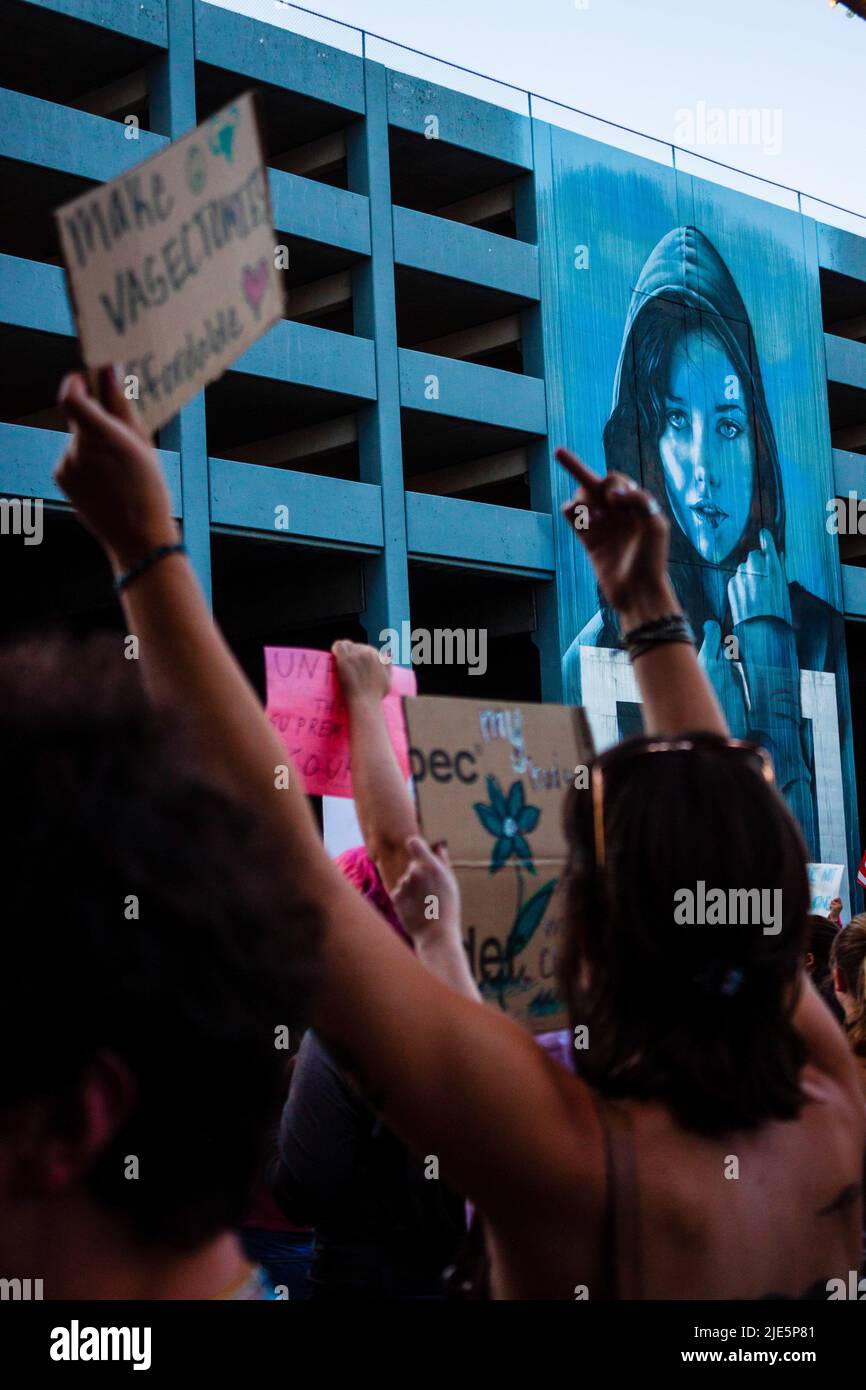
[806,862,845,917]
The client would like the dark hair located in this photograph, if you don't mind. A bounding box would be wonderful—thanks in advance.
[601,298,785,633]
[0,633,320,1250]
[559,734,810,1136]
[806,914,844,1023]
[830,916,866,1061]
[805,913,839,985]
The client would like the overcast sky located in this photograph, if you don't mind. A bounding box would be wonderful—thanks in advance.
[208,0,866,228]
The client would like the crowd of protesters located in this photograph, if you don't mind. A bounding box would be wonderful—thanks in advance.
[0,365,864,1300]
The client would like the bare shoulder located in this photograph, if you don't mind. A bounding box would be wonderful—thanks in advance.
[800,1059,866,1145]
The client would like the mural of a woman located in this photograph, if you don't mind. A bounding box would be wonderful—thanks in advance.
[562,225,836,855]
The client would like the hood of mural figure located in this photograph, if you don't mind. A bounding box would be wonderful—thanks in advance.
[606,223,785,565]
[611,225,757,410]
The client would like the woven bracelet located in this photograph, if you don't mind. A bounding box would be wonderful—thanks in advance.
[623,613,695,662]
[114,542,187,594]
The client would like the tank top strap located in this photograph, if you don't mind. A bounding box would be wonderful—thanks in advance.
[591,1091,642,1301]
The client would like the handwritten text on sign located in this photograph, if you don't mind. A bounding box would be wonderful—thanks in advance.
[55,93,281,433]
[265,646,417,798]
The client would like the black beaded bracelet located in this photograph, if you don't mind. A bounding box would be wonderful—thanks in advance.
[623,612,695,662]
[114,542,187,594]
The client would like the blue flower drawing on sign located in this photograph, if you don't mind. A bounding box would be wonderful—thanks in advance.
[472,775,557,1012]
[473,775,540,874]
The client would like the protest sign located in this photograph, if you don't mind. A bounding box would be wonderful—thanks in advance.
[806,863,845,917]
[265,646,416,799]
[55,92,281,434]
[403,694,593,1033]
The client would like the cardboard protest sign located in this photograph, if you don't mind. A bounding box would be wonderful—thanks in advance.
[806,863,845,917]
[265,646,416,799]
[55,92,281,433]
[403,695,593,1033]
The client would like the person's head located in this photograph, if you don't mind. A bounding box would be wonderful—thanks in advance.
[335,845,409,944]
[0,634,319,1282]
[559,733,810,1136]
[604,241,785,577]
[830,916,866,1059]
[805,913,840,988]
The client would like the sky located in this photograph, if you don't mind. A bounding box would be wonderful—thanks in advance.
[207,0,866,229]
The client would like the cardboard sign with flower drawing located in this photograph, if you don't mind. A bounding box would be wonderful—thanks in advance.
[403,695,593,1032]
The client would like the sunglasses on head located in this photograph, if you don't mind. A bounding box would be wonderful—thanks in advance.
[591,736,775,870]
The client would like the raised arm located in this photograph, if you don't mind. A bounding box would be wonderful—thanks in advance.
[556,449,863,1110]
[557,448,728,738]
[54,371,584,1226]
[331,639,418,892]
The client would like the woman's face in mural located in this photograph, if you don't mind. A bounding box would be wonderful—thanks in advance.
[657,328,754,564]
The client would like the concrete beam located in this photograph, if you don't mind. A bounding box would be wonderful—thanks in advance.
[75,69,149,119]
[226,415,358,468]
[399,348,546,432]
[276,130,346,179]
[393,205,539,298]
[209,456,382,550]
[193,0,365,113]
[409,447,527,495]
[825,332,866,391]
[432,183,514,227]
[406,492,553,576]
[414,315,521,359]
[833,424,866,451]
[287,271,352,322]
[827,312,866,343]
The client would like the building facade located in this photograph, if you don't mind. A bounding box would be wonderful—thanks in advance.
[2,0,866,902]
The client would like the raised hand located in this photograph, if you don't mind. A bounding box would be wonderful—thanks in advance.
[55,368,177,571]
[557,447,728,736]
[728,528,793,628]
[391,836,460,943]
[556,448,678,630]
[391,837,479,998]
[332,638,392,707]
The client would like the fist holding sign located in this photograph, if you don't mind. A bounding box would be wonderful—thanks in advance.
[55,93,281,434]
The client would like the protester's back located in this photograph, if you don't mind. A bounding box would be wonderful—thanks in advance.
[0,634,319,1297]
[523,733,866,1300]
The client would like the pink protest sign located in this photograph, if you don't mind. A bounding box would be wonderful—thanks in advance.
[265,646,416,798]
